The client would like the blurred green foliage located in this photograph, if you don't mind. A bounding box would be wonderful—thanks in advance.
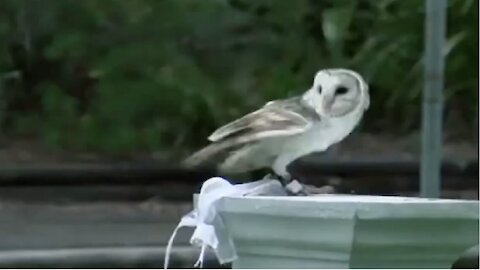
[0,0,477,157]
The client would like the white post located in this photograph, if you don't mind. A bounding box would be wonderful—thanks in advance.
[421,0,447,198]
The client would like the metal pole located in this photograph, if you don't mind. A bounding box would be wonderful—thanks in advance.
[420,0,447,198]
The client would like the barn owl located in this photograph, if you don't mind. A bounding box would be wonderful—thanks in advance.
[184,68,370,195]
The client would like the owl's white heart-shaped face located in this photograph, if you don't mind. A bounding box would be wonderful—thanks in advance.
[304,69,369,118]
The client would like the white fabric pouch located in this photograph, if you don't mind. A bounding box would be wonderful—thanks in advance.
[164,177,287,268]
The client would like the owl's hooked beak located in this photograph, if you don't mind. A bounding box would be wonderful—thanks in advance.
[320,93,335,116]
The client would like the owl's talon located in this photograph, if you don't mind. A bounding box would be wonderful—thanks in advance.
[262,174,332,196]
[283,180,336,196]
[262,173,276,180]
[284,179,309,196]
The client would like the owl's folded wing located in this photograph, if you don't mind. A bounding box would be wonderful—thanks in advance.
[208,106,313,144]
[183,98,318,169]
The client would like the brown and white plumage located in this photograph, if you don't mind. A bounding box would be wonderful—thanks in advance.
[184,68,370,181]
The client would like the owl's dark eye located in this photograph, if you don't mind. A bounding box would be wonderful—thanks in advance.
[317,85,322,94]
[335,86,348,95]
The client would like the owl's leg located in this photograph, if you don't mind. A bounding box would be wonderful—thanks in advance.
[274,173,309,196]
[270,160,297,194]
[271,158,316,196]
[277,173,336,196]
[284,180,336,195]
[284,179,309,196]
[260,173,335,195]
[261,173,278,180]
[260,172,306,195]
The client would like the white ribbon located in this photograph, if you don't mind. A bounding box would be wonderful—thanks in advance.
[164,177,286,269]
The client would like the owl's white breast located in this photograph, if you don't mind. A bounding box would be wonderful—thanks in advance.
[270,109,363,176]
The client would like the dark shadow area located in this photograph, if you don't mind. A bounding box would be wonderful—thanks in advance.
[451,245,479,269]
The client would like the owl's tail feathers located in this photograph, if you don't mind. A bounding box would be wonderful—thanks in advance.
[183,143,226,170]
